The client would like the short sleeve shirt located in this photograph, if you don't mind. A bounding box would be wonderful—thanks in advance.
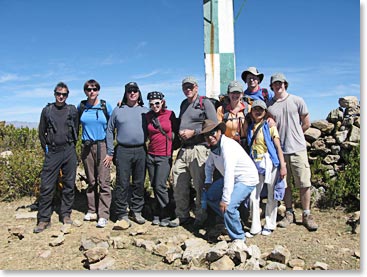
[267,94,308,154]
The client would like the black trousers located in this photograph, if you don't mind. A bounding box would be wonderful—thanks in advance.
[114,145,146,220]
[146,154,172,217]
[37,144,77,223]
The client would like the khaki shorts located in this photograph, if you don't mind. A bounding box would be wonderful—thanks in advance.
[284,150,311,188]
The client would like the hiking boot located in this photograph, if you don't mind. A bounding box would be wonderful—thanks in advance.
[302,214,318,231]
[63,216,73,225]
[171,217,193,226]
[113,217,131,230]
[129,212,146,225]
[96,218,108,228]
[152,216,160,225]
[277,211,295,228]
[193,210,208,228]
[33,221,51,233]
[159,218,179,228]
[84,212,98,221]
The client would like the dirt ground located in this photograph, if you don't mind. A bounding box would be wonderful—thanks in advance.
[0,192,360,271]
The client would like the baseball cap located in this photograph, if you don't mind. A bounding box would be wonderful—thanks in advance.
[270,73,288,85]
[125,81,139,91]
[182,76,198,86]
[251,99,267,110]
[227,80,243,93]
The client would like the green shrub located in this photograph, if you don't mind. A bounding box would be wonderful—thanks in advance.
[325,144,360,211]
[0,125,44,201]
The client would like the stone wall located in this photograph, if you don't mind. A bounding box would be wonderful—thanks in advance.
[304,96,360,187]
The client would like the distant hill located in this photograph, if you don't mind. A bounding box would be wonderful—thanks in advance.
[5,121,39,129]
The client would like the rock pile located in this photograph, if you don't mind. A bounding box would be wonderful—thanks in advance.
[78,231,313,270]
[304,96,360,192]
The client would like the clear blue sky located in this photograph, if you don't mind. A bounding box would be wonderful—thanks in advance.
[0,0,361,124]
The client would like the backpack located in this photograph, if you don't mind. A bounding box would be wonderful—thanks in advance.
[243,88,269,105]
[218,95,250,123]
[179,95,219,116]
[78,99,109,121]
[198,96,221,110]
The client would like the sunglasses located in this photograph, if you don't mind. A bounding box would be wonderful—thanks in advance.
[204,129,217,138]
[182,84,194,90]
[86,87,98,92]
[55,92,68,97]
[272,81,284,86]
[127,88,138,94]
[247,75,260,81]
[149,101,161,107]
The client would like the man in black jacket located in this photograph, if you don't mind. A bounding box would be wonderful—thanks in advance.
[34,82,79,233]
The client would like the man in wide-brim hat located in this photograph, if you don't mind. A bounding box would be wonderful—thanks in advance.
[241,66,274,103]
[202,119,259,244]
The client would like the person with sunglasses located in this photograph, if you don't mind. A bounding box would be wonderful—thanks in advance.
[171,76,218,228]
[35,82,79,233]
[145,91,179,227]
[105,82,149,230]
[78,79,113,228]
[202,119,259,244]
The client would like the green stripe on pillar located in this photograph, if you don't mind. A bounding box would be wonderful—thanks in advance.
[220,53,235,96]
[204,0,219,54]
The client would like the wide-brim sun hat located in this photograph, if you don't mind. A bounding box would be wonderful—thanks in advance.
[202,119,226,135]
[241,67,264,84]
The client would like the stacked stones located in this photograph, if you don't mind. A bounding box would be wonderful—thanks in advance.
[304,96,360,189]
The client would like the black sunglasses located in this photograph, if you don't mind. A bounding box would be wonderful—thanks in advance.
[204,129,217,138]
[86,87,98,92]
[149,101,161,107]
[182,84,194,90]
[127,88,138,93]
[55,92,68,97]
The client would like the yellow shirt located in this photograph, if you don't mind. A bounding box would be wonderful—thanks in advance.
[251,121,279,160]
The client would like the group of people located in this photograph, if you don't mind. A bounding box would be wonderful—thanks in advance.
[34,67,318,247]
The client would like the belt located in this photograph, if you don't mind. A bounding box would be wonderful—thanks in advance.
[48,143,73,152]
[82,140,106,165]
[82,139,105,145]
[118,144,145,148]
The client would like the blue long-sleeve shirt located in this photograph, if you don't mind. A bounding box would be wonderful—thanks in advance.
[78,100,113,141]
